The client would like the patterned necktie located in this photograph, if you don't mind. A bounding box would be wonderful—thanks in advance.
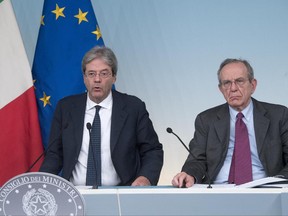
[86,105,101,186]
[228,112,253,185]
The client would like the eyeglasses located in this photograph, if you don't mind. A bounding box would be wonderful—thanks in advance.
[85,71,112,79]
[220,78,249,89]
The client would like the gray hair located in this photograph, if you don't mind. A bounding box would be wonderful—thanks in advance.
[82,46,118,76]
[217,58,254,85]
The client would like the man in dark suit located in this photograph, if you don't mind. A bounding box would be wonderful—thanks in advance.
[40,46,163,186]
[172,58,288,187]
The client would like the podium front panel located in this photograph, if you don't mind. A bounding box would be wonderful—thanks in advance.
[79,187,286,216]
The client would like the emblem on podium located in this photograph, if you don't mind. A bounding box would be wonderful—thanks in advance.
[0,172,85,216]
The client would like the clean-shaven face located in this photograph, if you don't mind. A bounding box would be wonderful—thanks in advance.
[218,62,257,111]
[83,58,116,104]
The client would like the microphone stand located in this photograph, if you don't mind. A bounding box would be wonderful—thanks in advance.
[26,151,45,173]
[26,136,61,173]
[167,127,212,188]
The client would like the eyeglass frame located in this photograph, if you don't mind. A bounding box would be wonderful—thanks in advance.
[219,77,251,89]
[84,70,112,79]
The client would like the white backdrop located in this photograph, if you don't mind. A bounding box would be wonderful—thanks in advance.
[12,0,288,185]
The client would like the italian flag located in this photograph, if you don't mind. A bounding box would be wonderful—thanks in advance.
[0,0,43,186]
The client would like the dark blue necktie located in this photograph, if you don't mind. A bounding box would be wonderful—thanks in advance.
[228,112,253,185]
[86,105,101,186]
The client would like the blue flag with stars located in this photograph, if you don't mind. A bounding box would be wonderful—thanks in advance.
[32,0,105,148]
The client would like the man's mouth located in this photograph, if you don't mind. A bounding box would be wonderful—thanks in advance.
[229,96,240,101]
[93,86,101,91]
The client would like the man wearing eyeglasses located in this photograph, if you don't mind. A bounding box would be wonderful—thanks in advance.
[40,46,163,187]
[172,58,288,187]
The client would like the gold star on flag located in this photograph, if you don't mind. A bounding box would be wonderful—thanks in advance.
[74,9,88,24]
[92,25,102,40]
[41,15,45,26]
[40,92,51,107]
[52,4,65,20]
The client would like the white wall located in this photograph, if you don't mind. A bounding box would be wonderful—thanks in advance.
[12,0,288,185]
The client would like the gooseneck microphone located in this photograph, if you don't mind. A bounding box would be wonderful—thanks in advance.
[26,149,46,173]
[166,127,191,155]
[27,122,69,173]
[26,136,60,173]
[86,122,98,189]
[166,127,212,188]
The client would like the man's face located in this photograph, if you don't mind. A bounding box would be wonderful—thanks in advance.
[218,62,257,111]
[83,58,116,104]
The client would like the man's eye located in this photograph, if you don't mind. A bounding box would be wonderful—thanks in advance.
[101,72,107,76]
[236,79,244,85]
[223,81,231,86]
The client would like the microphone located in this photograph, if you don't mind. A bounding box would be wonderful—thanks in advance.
[26,149,46,173]
[26,122,69,173]
[86,122,92,131]
[166,127,212,188]
[26,135,61,173]
[86,122,98,189]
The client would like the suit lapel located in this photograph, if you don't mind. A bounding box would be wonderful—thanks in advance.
[110,91,128,153]
[213,100,270,155]
[252,99,270,155]
[214,104,230,147]
[69,94,87,154]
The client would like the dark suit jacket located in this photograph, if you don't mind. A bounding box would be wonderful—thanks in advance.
[40,90,163,185]
[182,98,288,183]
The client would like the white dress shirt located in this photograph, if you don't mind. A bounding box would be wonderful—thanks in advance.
[70,91,121,186]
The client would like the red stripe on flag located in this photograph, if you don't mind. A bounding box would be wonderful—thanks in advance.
[0,87,44,186]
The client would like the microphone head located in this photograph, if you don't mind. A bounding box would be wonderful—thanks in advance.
[166,127,173,133]
[86,122,92,130]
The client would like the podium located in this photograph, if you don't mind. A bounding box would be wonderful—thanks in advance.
[80,186,288,216]
[2,174,288,215]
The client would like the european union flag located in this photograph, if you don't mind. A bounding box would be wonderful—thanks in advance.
[32,0,104,148]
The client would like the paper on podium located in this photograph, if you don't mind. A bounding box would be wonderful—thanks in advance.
[189,177,288,189]
[192,184,236,188]
[236,177,288,188]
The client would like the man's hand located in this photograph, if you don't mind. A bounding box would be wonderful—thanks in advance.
[172,172,195,188]
[131,176,151,186]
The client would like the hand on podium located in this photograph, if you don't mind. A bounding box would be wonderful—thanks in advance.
[131,176,151,186]
[172,172,195,188]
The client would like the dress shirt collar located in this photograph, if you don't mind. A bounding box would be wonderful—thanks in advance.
[229,99,253,121]
[86,91,113,111]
